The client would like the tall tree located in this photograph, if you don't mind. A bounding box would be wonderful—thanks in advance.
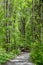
[32,0,43,43]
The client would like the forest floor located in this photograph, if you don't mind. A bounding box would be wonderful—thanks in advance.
[7,52,34,65]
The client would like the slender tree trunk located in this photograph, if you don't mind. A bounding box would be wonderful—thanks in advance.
[32,0,42,43]
[4,0,11,51]
[21,17,25,37]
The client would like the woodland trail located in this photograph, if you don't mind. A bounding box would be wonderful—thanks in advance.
[7,52,34,65]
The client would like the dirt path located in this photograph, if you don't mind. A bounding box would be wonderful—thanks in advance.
[7,52,34,65]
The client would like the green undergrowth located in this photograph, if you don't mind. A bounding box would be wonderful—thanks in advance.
[0,46,21,64]
[30,42,43,65]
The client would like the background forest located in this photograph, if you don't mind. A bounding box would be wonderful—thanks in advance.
[0,0,43,65]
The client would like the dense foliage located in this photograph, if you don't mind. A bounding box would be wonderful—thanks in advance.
[0,46,20,64]
[0,0,43,65]
[30,0,43,65]
[0,0,32,64]
[30,42,43,65]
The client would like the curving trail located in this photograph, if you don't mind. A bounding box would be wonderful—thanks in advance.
[7,52,34,65]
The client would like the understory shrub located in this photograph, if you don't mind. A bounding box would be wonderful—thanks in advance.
[0,46,15,64]
[0,46,21,64]
[12,49,21,55]
[30,42,43,65]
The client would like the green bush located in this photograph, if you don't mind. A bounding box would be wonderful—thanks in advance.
[0,46,14,64]
[30,42,43,65]
[0,46,21,64]
[12,49,21,55]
